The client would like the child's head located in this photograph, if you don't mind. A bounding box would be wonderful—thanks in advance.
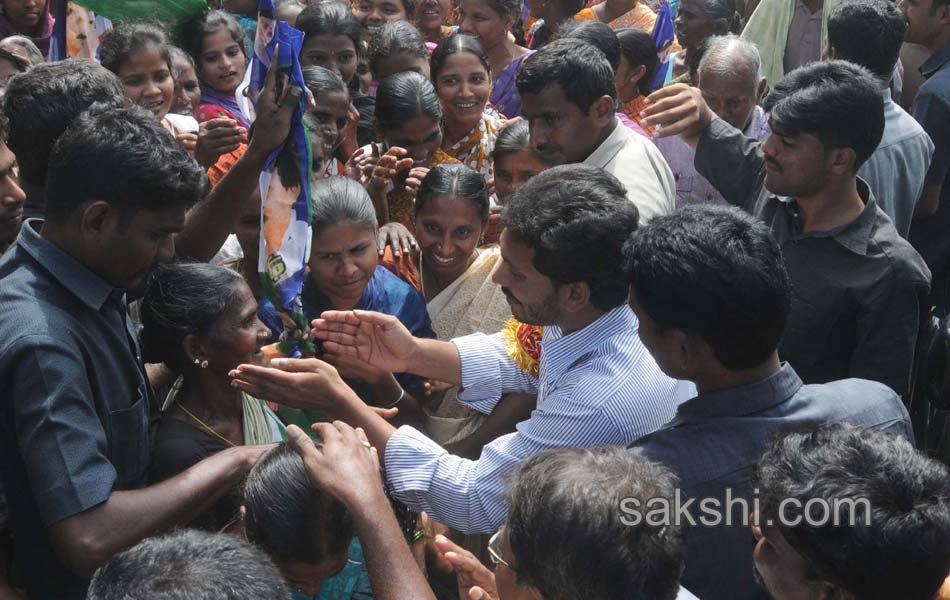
[184,10,248,96]
[375,70,443,165]
[302,65,350,160]
[368,20,430,80]
[100,22,175,121]
[243,443,355,598]
[297,2,363,85]
[492,120,550,204]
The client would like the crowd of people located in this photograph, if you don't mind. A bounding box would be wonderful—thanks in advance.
[0,0,949,598]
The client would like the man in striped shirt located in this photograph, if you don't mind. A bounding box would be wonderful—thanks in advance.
[231,164,695,534]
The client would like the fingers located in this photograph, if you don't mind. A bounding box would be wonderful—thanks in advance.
[320,340,360,355]
[382,146,408,159]
[269,357,329,373]
[644,82,687,107]
[317,310,365,325]
[394,157,415,173]
[286,424,322,464]
[370,406,399,420]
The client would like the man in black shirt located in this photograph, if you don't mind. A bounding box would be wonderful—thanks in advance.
[640,60,931,400]
[0,64,301,598]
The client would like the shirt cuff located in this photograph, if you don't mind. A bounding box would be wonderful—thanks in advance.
[452,332,504,403]
[383,425,449,505]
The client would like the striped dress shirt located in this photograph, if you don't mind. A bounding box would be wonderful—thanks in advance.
[384,305,696,533]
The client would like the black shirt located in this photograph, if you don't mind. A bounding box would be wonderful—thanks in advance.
[695,119,932,399]
[0,220,156,599]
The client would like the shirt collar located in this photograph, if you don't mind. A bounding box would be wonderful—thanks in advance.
[16,218,115,311]
[783,178,878,256]
[664,363,803,427]
[541,304,635,382]
[920,44,950,79]
[582,117,624,169]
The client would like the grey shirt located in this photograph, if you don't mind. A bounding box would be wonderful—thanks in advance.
[695,118,931,399]
[0,220,155,599]
[631,364,913,600]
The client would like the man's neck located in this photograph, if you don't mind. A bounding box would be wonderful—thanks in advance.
[926,32,950,56]
[794,177,865,233]
[694,353,783,395]
[802,0,822,14]
[581,117,618,163]
[558,304,608,336]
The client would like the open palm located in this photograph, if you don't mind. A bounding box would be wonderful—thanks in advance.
[312,310,416,374]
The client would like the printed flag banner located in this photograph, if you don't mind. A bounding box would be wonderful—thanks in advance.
[252,0,316,358]
[650,1,676,91]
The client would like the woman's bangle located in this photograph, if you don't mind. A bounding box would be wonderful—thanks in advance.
[411,528,426,544]
[380,388,404,409]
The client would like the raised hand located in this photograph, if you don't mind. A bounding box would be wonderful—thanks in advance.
[175,132,198,155]
[640,83,714,144]
[311,310,418,374]
[285,422,385,509]
[377,221,419,256]
[368,146,414,194]
[404,166,429,194]
[247,43,311,160]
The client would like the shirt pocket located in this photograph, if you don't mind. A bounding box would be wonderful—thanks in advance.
[107,384,150,489]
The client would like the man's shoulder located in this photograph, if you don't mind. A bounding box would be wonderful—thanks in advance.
[798,378,909,428]
[868,209,932,284]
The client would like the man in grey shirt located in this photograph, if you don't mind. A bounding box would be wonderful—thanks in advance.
[624,205,913,599]
[641,60,931,400]
[828,0,935,236]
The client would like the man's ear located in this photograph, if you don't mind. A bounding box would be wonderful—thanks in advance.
[78,200,118,243]
[756,77,768,103]
[591,94,616,123]
[558,280,591,314]
[828,146,857,176]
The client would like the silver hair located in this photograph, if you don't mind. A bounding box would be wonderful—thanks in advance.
[698,34,763,88]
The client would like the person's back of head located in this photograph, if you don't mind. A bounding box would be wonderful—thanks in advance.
[504,446,684,600]
[517,37,617,110]
[622,205,790,375]
[44,103,208,225]
[616,28,658,98]
[828,0,907,82]
[368,20,429,78]
[243,443,354,576]
[86,529,290,600]
[503,164,638,312]
[763,60,884,173]
[553,20,621,71]
[754,423,950,600]
[2,58,126,188]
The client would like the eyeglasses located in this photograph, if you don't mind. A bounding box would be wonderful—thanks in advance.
[487,529,512,569]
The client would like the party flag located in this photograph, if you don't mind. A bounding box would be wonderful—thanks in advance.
[251,0,316,358]
[650,1,676,91]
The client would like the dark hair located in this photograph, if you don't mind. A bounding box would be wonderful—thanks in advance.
[430,34,491,83]
[2,59,126,186]
[182,10,248,69]
[45,104,209,223]
[553,0,587,16]
[86,529,289,600]
[553,20,621,71]
[828,0,906,81]
[695,0,742,37]
[367,20,428,76]
[416,163,490,223]
[100,22,173,75]
[616,28,657,97]
[243,442,354,564]
[297,2,362,57]
[375,70,441,132]
[623,205,790,369]
[517,38,616,111]
[506,447,684,600]
[756,423,950,600]
[762,60,884,170]
[310,175,378,237]
[140,262,247,370]
[302,65,349,101]
[504,164,637,311]
[480,0,521,18]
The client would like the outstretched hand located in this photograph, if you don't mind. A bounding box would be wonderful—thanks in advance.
[285,422,385,509]
[640,83,714,144]
[248,43,314,159]
[229,358,353,415]
[433,534,499,600]
[311,310,417,374]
